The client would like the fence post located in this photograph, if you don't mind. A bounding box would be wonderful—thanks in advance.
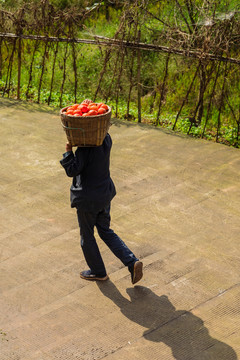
[156,53,170,126]
[137,29,141,123]
[17,37,21,99]
[0,38,2,79]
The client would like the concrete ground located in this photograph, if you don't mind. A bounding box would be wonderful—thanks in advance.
[0,97,239,360]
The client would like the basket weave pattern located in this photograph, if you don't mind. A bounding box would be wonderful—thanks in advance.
[60,106,112,147]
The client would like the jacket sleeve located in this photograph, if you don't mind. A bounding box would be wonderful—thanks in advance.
[60,148,87,177]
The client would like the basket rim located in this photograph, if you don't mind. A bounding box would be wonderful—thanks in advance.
[60,105,111,118]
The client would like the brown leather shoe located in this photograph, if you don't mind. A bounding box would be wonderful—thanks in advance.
[130,261,143,284]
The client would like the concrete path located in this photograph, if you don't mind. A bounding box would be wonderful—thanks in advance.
[0,98,239,360]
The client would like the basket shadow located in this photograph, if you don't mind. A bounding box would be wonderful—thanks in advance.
[96,281,237,360]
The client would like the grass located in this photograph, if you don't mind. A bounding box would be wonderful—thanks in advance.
[0,1,239,149]
[1,76,239,148]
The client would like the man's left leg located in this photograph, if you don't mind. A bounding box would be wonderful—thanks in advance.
[96,204,143,284]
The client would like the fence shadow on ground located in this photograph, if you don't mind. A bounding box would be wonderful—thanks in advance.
[97,281,237,360]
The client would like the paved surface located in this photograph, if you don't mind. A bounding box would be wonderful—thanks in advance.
[0,98,240,360]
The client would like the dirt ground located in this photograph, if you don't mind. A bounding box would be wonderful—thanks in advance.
[1,98,240,359]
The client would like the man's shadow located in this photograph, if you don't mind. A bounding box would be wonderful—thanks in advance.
[97,281,237,360]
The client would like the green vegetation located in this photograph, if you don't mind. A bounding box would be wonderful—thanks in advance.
[0,0,239,147]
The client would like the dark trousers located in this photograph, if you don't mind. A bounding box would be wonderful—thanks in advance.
[77,204,138,276]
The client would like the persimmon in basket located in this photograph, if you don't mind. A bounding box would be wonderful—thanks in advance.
[63,99,109,117]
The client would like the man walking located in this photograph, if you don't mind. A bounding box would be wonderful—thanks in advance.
[60,133,143,284]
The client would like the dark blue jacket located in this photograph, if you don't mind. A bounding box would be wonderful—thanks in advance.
[60,134,116,212]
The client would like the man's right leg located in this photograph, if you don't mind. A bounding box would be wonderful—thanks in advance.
[77,208,108,278]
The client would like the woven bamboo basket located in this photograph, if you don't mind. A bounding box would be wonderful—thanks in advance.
[60,106,112,147]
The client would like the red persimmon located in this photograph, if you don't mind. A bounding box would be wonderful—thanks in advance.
[78,104,89,113]
[66,110,74,115]
[100,104,108,111]
[88,110,98,116]
[97,107,106,114]
[97,103,103,110]
[73,110,82,115]
[71,104,79,110]
[88,105,98,111]
[81,99,93,105]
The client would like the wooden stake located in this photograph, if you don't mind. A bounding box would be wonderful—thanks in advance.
[216,63,229,142]
[137,29,141,123]
[59,41,68,108]
[172,62,200,130]
[201,61,221,138]
[48,41,59,105]
[72,41,77,104]
[3,38,16,97]
[26,40,38,100]
[37,41,48,103]
[94,48,112,101]
[0,38,2,79]
[17,37,21,99]
[156,53,170,126]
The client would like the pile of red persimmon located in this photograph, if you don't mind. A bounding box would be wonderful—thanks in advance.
[63,99,109,117]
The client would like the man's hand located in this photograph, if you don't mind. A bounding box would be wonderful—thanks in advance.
[65,142,72,152]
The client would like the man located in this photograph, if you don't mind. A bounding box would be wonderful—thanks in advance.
[60,133,143,284]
